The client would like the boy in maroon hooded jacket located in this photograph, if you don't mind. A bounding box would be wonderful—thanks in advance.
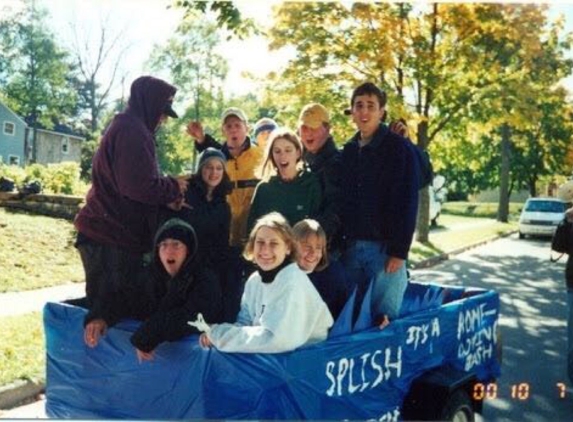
[74,76,187,330]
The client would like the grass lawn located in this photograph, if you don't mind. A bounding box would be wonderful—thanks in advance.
[442,201,523,219]
[0,312,44,386]
[409,214,518,264]
[0,208,83,293]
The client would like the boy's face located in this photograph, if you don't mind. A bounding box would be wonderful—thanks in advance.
[299,124,329,155]
[253,226,290,271]
[222,116,248,150]
[158,239,188,276]
[351,94,385,136]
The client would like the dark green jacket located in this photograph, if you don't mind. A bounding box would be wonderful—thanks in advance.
[247,170,322,232]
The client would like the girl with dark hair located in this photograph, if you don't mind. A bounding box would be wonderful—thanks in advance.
[163,147,238,321]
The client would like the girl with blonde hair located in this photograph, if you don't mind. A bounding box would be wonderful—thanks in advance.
[196,212,333,353]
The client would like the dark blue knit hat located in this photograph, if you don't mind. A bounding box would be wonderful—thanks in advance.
[198,147,226,170]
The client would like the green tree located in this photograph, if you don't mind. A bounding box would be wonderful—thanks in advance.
[270,2,572,236]
[147,17,229,173]
[173,0,257,38]
[0,1,77,162]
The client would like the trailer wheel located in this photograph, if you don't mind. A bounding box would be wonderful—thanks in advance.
[439,389,474,422]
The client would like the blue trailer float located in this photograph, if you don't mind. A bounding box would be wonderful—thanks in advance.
[44,281,500,421]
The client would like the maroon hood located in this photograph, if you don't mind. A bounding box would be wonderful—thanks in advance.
[126,76,177,132]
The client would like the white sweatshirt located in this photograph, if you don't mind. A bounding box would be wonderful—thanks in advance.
[207,263,334,353]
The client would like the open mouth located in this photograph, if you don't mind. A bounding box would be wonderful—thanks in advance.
[166,258,176,265]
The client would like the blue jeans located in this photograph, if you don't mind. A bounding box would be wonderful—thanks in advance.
[342,240,407,320]
[567,288,573,384]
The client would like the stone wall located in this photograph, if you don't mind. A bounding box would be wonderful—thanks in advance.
[0,192,83,220]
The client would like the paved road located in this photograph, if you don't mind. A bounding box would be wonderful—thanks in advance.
[0,283,85,317]
[412,234,573,421]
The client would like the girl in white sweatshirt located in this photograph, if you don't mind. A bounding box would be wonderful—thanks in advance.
[197,212,333,353]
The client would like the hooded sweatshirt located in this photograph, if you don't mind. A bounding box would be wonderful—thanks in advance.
[83,219,224,353]
[129,218,224,352]
[75,76,182,253]
[247,169,322,232]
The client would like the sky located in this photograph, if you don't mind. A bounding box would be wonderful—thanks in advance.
[2,1,573,101]
[40,0,287,100]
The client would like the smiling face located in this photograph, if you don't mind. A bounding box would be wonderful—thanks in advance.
[299,124,329,155]
[296,234,325,273]
[201,158,225,191]
[222,116,248,152]
[271,137,301,181]
[158,239,188,277]
[351,94,385,140]
[253,226,291,271]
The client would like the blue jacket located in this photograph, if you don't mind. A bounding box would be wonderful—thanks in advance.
[308,260,352,320]
[341,124,419,259]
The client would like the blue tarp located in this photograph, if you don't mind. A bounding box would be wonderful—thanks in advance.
[44,282,500,420]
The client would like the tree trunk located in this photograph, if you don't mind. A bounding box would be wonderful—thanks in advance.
[528,179,536,197]
[497,124,511,222]
[415,121,430,243]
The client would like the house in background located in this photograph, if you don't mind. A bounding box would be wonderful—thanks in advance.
[0,99,84,166]
[29,124,84,165]
[0,100,27,166]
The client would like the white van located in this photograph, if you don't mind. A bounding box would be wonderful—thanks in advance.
[518,197,566,239]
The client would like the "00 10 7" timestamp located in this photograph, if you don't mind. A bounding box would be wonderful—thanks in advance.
[472,382,569,400]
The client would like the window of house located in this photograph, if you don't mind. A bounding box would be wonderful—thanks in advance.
[3,121,15,135]
[8,155,20,165]
[61,137,69,154]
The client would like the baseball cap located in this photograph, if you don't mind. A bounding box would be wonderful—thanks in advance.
[164,101,178,118]
[222,107,248,123]
[253,117,278,138]
[298,103,330,129]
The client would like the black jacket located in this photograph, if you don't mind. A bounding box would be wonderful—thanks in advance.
[129,218,224,352]
[303,137,344,247]
[163,177,232,270]
[341,124,420,259]
[84,219,223,352]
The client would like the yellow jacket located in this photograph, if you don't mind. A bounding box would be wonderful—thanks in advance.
[198,136,263,246]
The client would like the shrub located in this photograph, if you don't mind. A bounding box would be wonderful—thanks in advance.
[0,162,89,196]
[0,164,27,186]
